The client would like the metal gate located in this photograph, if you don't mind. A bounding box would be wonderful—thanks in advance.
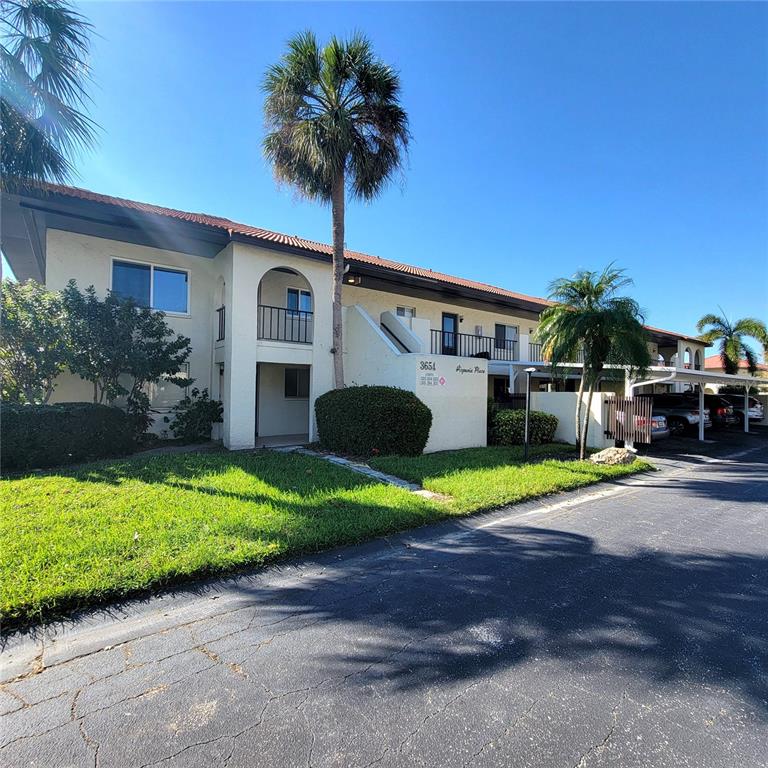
[604,396,652,444]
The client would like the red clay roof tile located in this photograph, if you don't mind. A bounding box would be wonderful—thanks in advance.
[35,183,700,342]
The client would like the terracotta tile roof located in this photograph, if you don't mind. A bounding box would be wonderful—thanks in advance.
[644,324,706,345]
[704,355,768,371]
[37,183,554,309]
[35,183,701,341]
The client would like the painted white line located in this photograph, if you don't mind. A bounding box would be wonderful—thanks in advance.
[475,442,766,531]
[476,483,628,529]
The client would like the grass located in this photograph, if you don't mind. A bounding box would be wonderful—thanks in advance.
[370,445,652,513]
[0,451,442,627]
[1,445,651,627]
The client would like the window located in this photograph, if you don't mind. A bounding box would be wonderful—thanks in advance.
[495,324,518,350]
[396,306,416,319]
[287,288,312,314]
[284,367,310,398]
[112,260,189,313]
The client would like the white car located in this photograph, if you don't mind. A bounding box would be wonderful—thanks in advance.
[718,395,764,424]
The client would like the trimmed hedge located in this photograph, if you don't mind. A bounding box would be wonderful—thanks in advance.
[315,386,432,457]
[489,408,558,446]
[1,403,134,471]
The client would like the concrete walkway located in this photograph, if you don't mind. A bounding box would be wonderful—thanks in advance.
[2,442,766,767]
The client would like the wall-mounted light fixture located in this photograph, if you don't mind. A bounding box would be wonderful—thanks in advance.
[345,274,362,286]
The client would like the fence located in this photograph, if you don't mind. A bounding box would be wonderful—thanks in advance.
[604,396,652,444]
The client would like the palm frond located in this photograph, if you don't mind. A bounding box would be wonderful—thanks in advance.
[262,31,408,204]
[1,0,97,186]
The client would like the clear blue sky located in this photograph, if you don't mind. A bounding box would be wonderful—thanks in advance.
[42,2,768,342]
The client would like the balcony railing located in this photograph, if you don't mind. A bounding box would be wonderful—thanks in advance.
[216,305,225,342]
[258,305,313,344]
[527,342,584,364]
[430,330,518,361]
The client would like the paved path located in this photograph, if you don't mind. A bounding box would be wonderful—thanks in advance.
[2,446,767,767]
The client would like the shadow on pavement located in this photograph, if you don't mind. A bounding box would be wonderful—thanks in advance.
[227,523,768,712]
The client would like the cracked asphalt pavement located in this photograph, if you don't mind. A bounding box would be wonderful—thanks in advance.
[2,443,767,767]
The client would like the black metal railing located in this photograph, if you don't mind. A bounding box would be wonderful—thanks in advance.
[258,305,313,343]
[216,306,225,342]
[430,330,518,361]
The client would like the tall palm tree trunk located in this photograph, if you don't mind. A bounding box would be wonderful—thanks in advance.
[331,172,346,389]
[581,379,599,460]
[574,371,586,456]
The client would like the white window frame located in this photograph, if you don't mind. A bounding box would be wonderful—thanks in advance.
[110,256,191,316]
[286,286,312,314]
[396,306,416,319]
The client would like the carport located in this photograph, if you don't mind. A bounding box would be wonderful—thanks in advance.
[627,367,766,442]
[494,361,765,447]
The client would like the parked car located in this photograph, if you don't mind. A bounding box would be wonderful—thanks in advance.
[681,393,738,430]
[615,409,670,441]
[651,412,671,441]
[641,394,712,436]
[717,394,765,425]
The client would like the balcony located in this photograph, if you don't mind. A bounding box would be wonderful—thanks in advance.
[527,342,584,364]
[258,305,313,344]
[430,329,518,361]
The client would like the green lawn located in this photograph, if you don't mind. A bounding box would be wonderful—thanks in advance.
[370,445,652,513]
[0,451,442,626]
[1,446,651,627]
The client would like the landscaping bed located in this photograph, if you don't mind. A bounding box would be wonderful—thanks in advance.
[1,445,651,627]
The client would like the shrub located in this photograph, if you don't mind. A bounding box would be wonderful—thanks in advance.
[1,403,134,471]
[315,386,432,457]
[166,388,223,443]
[490,408,558,446]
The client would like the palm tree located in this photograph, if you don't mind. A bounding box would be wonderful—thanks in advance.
[0,0,96,188]
[696,313,767,375]
[536,265,651,459]
[263,31,409,388]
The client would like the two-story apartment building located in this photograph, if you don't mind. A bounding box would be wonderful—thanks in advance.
[1,184,711,452]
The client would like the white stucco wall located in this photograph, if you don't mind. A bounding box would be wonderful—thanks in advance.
[44,229,220,431]
[256,363,310,437]
[530,392,611,449]
[344,305,488,453]
[221,242,334,449]
[343,284,539,354]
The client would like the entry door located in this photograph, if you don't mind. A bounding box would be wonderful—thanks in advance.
[442,312,458,355]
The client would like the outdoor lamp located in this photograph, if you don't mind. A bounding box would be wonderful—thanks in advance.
[524,367,537,462]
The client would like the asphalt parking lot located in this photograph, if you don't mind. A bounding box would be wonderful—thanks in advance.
[2,439,767,768]
[637,423,767,460]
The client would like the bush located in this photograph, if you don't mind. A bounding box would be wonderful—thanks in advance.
[315,386,432,457]
[1,403,134,471]
[166,388,223,443]
[489,408,558,446]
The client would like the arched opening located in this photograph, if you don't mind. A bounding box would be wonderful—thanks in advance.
[694,349,702,371]
[257,267,314,344]
[684,347,693,370]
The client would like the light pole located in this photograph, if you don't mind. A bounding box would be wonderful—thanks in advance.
[523,367,537,462]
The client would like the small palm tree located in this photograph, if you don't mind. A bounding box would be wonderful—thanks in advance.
[1,0,97,188]
[537,265,651,459]
[263,31,409,388]
[696,313,767,375]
